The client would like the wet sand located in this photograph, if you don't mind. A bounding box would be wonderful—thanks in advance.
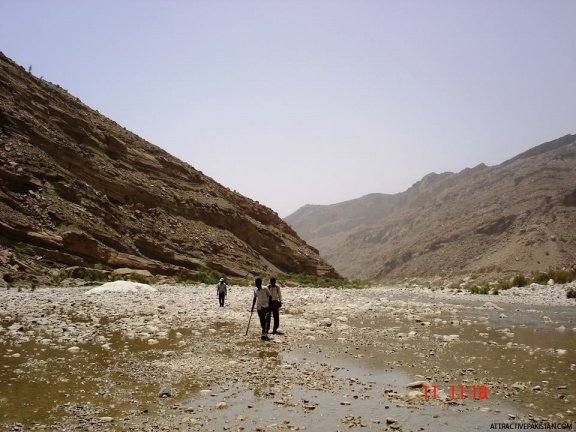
[0,283,574,431]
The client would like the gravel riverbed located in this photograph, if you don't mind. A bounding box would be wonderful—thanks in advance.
[1,282,575,431]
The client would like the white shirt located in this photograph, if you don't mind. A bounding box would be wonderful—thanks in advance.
[268,284,282,302]
[253,287,271,310]
[217,282,227,294]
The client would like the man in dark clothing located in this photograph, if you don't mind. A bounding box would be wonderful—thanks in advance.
[268,277,283,335]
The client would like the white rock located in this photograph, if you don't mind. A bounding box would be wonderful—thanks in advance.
[406,381,427,388]
[85,281,157,294]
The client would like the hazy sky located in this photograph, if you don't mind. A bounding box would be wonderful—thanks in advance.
[2,1,575,217]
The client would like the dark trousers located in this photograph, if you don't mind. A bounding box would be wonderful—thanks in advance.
[270,300,281,332]
[257,307,270,334]
[218,292,226,307]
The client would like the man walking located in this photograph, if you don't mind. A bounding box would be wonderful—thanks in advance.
[268,277,283,335]
[251,278,271,340]
[216,278,227,307]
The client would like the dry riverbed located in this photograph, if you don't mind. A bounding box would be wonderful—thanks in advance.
[1,282,575,431]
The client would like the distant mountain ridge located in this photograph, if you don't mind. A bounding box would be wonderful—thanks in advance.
[0,52,338,285]
[285,135,576,283]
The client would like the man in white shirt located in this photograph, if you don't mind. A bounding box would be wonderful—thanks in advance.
[216,278,227,307]
[251,278,271,340]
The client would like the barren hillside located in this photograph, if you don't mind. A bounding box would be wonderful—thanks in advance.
[0,52,338,286]
[286,135,576,283]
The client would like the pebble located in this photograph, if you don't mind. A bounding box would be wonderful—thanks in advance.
[158,386,172,398]
[406,381,427,389]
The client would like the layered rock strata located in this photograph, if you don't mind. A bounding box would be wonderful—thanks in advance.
[0,52,338,284]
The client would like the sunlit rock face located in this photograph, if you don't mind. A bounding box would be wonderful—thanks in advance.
[0,51,339,285]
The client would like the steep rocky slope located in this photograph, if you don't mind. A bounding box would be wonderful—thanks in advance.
[286,135,576,283]
[0,52,338,285]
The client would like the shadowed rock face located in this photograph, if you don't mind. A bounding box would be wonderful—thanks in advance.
[0,52,339,284]
[286,135,576,283]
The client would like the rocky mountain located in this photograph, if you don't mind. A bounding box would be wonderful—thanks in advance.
[285,135,576,283]
[0,52,338,286]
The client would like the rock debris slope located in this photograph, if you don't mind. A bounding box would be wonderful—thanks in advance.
[286,134,576,283]
[0,52,338,285]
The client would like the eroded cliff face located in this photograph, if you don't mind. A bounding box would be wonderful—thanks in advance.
[0,52,338,285]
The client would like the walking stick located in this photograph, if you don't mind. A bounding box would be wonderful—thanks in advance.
[245,308,254,336]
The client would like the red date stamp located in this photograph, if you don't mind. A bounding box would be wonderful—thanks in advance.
[423,384,488,400]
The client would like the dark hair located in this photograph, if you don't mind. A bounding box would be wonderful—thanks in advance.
[255,278,262,289]
[270,277,276,285]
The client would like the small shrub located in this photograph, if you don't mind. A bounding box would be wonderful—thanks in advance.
[229,278,250,287]
[531,272,549,284]
[192,268,225,285]
[53,269,69,283]
[128,273,156,284]
[82,269,108,282]
[174,274,191,284]
[547,269,575,284]
[566,288,576,299]
[530,268,575,285]
[511,274,528,287]
[494,279,512,291]
[467,284,490,295]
